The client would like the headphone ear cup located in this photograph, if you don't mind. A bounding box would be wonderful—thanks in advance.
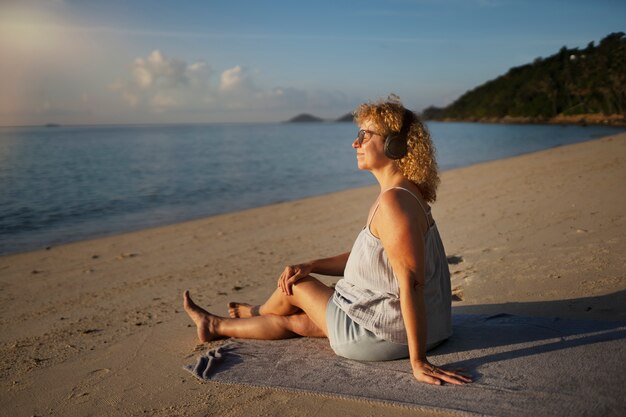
[384,133,407,160]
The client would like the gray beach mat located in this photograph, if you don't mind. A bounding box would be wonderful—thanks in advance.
[183,314,626,416]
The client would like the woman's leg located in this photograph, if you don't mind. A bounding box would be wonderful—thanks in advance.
[228,290,297,318]
[229,276,332,319]
[184,276,334,342]
[229,287,303,318]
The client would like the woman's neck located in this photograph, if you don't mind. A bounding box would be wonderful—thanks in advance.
[371,164,408,192]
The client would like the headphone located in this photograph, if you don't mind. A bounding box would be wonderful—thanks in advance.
[384,108,414,160]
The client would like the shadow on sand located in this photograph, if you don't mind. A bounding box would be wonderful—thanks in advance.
[426,290,626,371]
[452,289,626,321]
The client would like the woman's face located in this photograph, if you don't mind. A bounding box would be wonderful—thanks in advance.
[352,119,388,171]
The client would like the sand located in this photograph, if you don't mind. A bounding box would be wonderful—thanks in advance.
[1,132,625,417]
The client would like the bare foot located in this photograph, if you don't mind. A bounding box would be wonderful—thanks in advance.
[183,290,221,343]
[228,302,260,318]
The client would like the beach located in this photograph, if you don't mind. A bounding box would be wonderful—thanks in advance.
[1,132,625,416]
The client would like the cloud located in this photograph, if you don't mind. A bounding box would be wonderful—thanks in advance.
[133,50,189,89]
[111,50,354,118]
[219,65,255,92]
[110,50,214,112]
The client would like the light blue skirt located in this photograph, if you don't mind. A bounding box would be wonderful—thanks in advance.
[325,297,410,361]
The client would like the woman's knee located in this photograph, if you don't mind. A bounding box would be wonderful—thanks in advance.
[292,276,332,299]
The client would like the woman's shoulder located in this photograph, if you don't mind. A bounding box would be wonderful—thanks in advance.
[379,186,424,211]
[377,186,431,232]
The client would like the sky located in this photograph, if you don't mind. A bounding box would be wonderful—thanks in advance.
[0,0,624,126]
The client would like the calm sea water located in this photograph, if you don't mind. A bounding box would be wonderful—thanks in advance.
[0,122,623,255]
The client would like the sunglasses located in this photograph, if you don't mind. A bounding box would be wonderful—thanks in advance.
[356,129,381,146]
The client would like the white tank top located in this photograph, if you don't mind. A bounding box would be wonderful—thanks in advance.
[333,187,452,345]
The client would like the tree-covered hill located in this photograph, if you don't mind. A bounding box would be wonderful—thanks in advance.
[423,32,626,125]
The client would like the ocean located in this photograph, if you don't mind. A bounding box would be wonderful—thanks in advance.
[0,121,623,255]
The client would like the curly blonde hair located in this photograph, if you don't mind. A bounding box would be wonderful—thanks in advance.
[353,95,440,202]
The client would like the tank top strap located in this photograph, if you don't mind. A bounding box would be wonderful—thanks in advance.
[366,196,382,228]
[390,186,431,227]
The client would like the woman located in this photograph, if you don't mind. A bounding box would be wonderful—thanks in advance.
[184,97,471,385]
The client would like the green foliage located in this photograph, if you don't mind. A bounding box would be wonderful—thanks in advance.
[431,32,626,119]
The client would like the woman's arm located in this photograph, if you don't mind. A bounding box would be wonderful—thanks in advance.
[278,252,350,295]
[376,190,471,385]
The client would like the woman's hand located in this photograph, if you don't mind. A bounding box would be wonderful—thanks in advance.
[278,263,313,295]
[412,361,472,386]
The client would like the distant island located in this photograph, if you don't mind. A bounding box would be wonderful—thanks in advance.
[44,123,61,128]
[285,113,354,123]
[286,113,325,123]
[423,32,626,126]
[336,113,354,122]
